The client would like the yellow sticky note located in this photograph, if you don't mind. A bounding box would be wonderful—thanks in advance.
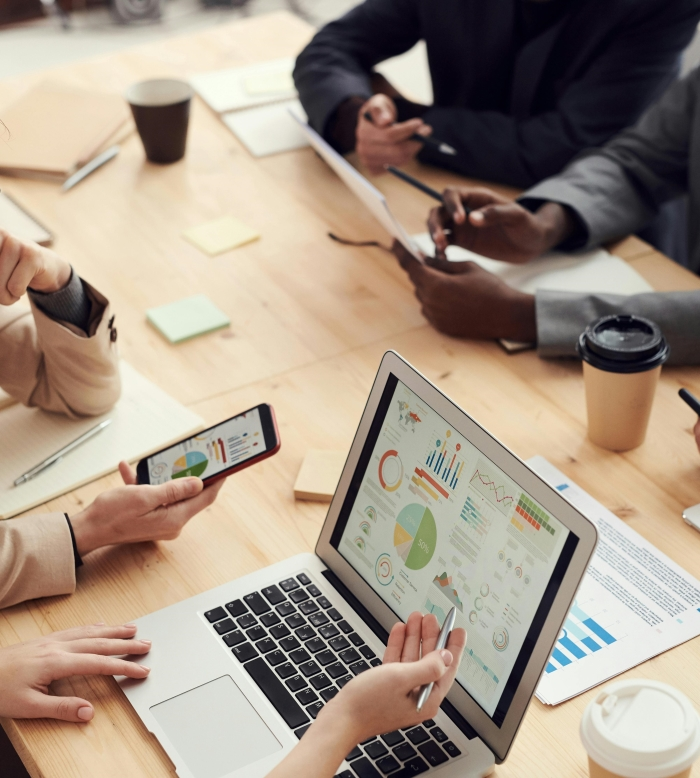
[183,216,260,256]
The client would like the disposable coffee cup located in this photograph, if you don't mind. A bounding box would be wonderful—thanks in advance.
[581,680,700,778]
[577,315,669,451]
[126,79,192,164]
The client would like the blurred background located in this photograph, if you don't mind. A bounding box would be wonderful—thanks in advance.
[0,0,699,80]
[0,0,359,78]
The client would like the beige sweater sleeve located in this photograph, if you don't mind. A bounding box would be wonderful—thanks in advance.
[0,281,120,418]
[0,513,77,609]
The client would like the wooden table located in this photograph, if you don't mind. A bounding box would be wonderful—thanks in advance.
[1,12,699,778]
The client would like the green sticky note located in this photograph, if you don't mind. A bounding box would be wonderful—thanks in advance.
[147,294,230,343]
[183,215,260,257]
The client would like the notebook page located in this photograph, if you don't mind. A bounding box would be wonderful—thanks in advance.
[190,58,297,114]
[411,234,653,296]
[0,361,203,519]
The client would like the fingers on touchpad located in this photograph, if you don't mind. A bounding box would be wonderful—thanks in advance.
[150,676,282,778]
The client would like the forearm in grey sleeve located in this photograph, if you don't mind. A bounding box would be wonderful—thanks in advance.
[536,289,700,365]
[28,267,92,333]
[522,154,658,250]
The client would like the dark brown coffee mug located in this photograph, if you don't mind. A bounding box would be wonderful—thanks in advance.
[126,79,192,164]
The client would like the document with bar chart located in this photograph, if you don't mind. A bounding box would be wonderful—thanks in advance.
[146,409,264,484]
[529,456,700,705]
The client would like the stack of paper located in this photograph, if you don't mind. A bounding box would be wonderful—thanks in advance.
[528,457,700,705]
[190,57,297,113]
[190,58,309,158]
[0,362,203,519]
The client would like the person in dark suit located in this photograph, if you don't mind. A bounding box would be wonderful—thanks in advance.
[294,0,700,258]
[392,66,700,365]
[294,0,700,187]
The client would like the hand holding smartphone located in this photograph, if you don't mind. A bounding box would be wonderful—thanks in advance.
[137,403,280,486]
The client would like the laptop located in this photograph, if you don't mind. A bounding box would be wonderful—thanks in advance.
[119,351,597,778]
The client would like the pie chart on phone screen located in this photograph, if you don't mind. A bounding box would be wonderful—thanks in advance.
[172,451,208,479]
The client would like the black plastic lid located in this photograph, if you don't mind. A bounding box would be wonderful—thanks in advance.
[576,315,670,374]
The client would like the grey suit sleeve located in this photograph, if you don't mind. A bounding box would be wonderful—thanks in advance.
[536,289,700,365]
[521,68,698,248]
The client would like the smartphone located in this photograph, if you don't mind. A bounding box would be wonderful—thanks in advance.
[136,403,280,486]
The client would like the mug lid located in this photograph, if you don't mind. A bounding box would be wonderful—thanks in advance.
[580,680,700,778]
[577,315,670,373]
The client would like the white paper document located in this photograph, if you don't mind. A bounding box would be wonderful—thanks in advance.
[222,99,309,157]
[291,114,423,261]
[0,362,204,519]
[411,233,653,296]
[528,456,700,705]
[190,57,297,114]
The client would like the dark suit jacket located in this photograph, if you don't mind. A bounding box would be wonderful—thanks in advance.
[294,0,700,188]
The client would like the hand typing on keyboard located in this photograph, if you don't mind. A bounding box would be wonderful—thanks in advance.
[265,611,467,778]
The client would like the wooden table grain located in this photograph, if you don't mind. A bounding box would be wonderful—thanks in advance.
[1,12,699,778]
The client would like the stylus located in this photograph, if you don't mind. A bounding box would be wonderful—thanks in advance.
[416,606,456,713]
[13,419,112,486]
[679,388,700,416]
[363,111,457,156]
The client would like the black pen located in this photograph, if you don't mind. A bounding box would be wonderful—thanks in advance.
[386,165,444,203]
[385,165,472,216]
[363,110,457,156]
[679,388,700,416]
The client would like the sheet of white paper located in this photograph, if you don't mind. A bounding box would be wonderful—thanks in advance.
[190,57,297,114]
[291,114,423,262]
[528,456,700,705]
[412,233,653,295]
[0,362,204,519]
[222,100,309,157]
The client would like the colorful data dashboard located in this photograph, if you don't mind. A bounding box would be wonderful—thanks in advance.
[147,409,265,484]
[339,380,569,718]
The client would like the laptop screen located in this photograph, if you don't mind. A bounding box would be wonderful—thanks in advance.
[331,374,578,726]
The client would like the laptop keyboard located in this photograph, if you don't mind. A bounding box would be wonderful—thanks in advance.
[204,572,462,777]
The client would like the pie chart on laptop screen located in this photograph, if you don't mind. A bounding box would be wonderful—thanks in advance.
[393,503,436,570]
[172,451,208,479]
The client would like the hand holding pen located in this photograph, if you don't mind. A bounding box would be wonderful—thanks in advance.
[356,94,455,175]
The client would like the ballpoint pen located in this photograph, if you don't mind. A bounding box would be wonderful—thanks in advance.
[13,419,112,486]
[62,145,120,192]
[416,606,456,712]
[363,111,457,156]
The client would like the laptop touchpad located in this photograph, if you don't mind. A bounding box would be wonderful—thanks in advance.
[150,675,282,778]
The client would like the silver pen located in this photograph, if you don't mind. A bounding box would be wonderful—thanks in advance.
[62,145,119,192]
[416,606,456,713]
[13,419,112,486]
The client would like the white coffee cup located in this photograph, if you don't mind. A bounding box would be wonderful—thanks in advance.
[581,680,700,778]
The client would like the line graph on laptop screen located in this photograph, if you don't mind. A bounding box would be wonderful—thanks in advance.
[338,378,571,718]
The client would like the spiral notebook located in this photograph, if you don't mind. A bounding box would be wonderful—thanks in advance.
[0,362,203,519]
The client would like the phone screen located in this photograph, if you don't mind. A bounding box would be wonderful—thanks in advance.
[146,408,267,484]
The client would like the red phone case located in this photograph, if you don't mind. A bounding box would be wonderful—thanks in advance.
[200,405,281,487]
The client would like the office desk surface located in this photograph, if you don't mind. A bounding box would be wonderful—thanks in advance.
[1,12,699,778]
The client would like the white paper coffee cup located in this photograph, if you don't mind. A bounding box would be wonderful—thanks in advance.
[581,680,700,778]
